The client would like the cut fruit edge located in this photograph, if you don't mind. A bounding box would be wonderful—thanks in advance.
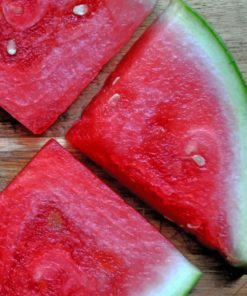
[155,0,247,267]
[0,0,157,135]
[0,138,201,295]
[68,0,247,267]
[139,254,201,296]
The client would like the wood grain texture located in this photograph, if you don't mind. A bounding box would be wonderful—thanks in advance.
[0,1,247,295]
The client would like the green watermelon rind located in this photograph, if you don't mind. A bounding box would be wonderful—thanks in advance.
[166,0,247,267]
[141,255,201,296]
[182,273,201,296]
[168,259,201,296]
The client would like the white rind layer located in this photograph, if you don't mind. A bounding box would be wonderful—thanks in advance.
[164,0,247,266]
[139,253,201,296]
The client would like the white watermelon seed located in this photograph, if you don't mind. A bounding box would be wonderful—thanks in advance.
[73,4,88,16]
[108,93,120,106]
[7,39,17,56]
[185,142,197,155]
[192,154,206,167]
[112,76,120,86]
[187,223,200,230]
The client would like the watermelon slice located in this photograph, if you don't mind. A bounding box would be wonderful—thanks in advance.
[67,0,247,267]
[0,139,201,295]
[0,0,156,134]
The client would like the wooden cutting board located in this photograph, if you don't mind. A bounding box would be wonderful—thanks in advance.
[0,0,247,295]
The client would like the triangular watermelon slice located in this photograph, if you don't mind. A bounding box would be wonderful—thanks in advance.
[0,0,156,134]
[67,0,247,266]
[0,139,201,295]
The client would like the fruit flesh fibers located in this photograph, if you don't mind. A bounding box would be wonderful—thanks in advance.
[67,0,247,266]
[0,139,201,295]
[0,0,156,134]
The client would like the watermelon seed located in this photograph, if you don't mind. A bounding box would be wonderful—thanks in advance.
[73,4,88,16]
[108,93,120,106]
[7,40,17,56]
[192,155,206,167]
[112,76,121,86]
[185,142,197,155]
[187,223,200,230]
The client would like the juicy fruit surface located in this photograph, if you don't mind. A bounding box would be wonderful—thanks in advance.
[0,140,200,295]
[67,1,247,264]
[0,0,155,134]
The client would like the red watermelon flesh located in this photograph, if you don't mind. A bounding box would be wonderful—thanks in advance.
[0,139,200,295]
[0,0,156,134]
[67,0,247,266]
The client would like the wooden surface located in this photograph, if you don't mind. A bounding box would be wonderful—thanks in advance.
[0,0,247,295]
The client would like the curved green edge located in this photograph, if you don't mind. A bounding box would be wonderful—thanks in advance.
[173,260,201,296]
[183,273,201,296]
[142,255,201,296]
[172,0,247,88]
[168,263,202,296]
[166,0,247,267]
